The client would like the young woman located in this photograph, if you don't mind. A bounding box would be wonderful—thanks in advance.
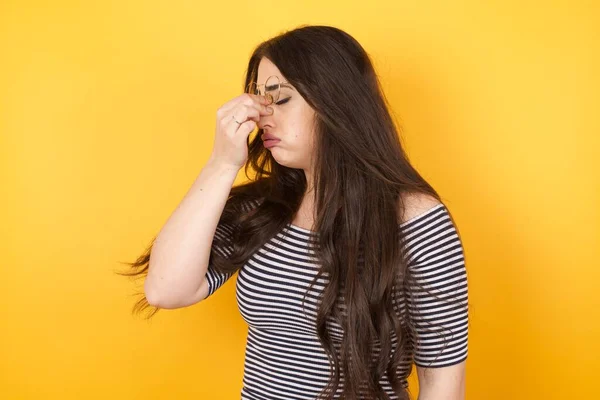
[123,25,469,400]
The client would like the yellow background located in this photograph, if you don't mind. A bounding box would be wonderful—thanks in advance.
[1,1,598,399]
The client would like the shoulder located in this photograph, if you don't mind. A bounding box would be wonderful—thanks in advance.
[398,192,443,225]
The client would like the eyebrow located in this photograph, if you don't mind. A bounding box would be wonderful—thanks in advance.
[264,82,295,91]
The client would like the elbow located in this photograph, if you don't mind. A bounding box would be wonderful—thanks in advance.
[144,278,163,308]
[144,275,175,308]
[143,275,201,309]
[144,285,178,309]
[143,265,173,308]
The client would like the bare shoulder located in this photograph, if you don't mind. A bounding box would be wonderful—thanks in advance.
[398,192,443,224]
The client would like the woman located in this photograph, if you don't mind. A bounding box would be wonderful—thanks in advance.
[122,25,469,400]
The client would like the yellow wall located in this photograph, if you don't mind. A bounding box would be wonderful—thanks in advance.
[1,1,598,399]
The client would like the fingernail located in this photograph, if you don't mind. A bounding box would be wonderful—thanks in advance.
[267,106,274,114]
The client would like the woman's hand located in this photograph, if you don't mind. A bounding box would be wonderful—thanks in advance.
[209,93,273,169]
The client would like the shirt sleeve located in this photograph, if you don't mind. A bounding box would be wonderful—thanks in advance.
[203,197,262,299]
[203,221,237,299]
[401,203,469,368]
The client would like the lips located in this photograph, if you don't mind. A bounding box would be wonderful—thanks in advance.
[263,140,279,149]
[261,133,280,142]
[261,133,280,149]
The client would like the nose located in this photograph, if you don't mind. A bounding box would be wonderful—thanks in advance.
[258,109,274,131]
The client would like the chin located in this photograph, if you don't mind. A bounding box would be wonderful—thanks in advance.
[271,154,297,169]
[270,150,309,170]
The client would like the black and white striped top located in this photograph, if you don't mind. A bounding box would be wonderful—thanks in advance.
[204,201,469,400]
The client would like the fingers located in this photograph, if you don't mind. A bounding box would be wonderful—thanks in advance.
[226,108,255,131]
[235,119,257,137]
[218,103,272,135]
[215,92,274,139]
[217,105,258,136]
[219,93,273,116]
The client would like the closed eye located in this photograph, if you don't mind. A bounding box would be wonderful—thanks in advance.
[275,97,290,105]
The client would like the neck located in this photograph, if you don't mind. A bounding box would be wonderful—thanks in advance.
[303,168,314,197]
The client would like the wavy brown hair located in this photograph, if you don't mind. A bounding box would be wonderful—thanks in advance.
[118,25,466,400]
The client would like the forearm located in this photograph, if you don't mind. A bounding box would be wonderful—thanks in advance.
[417,381,465,400]
[418,391,464,400]
[144,159,239,307]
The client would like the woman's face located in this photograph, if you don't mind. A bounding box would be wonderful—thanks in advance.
[256,57,316,171]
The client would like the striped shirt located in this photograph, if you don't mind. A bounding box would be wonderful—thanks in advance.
[204,202,469,399]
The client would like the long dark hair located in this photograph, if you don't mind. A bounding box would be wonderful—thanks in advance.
[119,25,465,399]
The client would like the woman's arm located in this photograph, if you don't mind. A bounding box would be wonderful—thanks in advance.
[144,159,239,308]
[399,194,470,399]
[417,361,466,400]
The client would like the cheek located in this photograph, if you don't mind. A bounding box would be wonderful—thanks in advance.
[295,111,315,144]
[283,104,315,150]
[292,124,313,149]
[285,112,307,140]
